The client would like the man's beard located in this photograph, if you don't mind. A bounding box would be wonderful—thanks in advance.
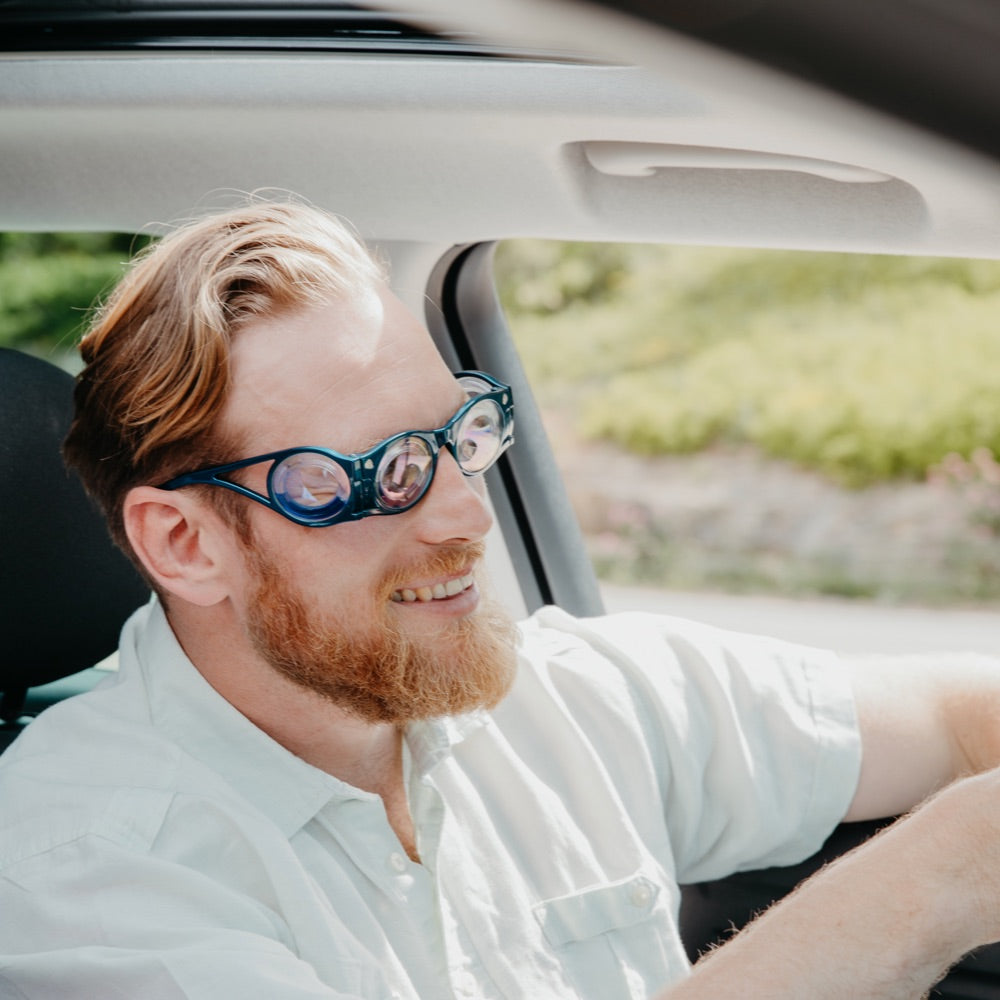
[242,540,519,724]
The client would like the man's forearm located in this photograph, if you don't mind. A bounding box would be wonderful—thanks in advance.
[660,770,1000,999]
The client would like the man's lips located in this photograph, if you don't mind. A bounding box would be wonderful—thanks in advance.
[390,572,476,604]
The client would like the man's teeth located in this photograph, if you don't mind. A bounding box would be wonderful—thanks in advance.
[391,573,475,603]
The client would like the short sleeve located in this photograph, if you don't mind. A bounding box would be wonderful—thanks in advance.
[521,607,862,884]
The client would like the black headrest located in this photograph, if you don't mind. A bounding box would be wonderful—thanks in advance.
[0,349,148,696]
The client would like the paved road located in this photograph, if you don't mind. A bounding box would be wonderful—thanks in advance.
[600,584,1000,654]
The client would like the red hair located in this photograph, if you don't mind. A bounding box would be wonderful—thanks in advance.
[63,198,385,570]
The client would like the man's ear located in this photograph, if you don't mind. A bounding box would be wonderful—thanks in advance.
[123,486,234,607]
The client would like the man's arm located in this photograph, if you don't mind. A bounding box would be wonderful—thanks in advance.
[658,652,1000,998]
[846,652,1000,820]
[661,767,1000,999]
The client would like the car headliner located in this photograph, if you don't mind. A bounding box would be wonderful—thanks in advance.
[2,0,1000,264]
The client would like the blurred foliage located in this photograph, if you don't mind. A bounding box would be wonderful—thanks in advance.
[496,240,1000,486]
[494,240,631,315]
[0,231,151,364]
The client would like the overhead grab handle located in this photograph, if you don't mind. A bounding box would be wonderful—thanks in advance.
[582,141,892,184]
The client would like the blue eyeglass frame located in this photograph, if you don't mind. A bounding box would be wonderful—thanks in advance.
[158,371,514,527]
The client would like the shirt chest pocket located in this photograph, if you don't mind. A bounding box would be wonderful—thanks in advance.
[533,873,660,946]
[532,872,681,997]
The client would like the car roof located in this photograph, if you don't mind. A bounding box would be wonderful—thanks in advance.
[2,0,1000,260]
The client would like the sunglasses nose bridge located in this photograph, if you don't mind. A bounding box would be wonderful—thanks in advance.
[435,423,469,475]
[352,456,378,511]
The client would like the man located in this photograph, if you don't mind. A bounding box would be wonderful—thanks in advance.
[2,199,1000,999]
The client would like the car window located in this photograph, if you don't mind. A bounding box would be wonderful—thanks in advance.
[495,239,1000,651]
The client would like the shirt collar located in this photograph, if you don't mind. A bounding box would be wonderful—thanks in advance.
[405,710,491,778]
[118,597,489,837]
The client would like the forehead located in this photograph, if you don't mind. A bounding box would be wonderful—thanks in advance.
[222,285,461,453]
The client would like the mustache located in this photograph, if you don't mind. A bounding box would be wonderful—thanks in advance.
[381,541,487,596]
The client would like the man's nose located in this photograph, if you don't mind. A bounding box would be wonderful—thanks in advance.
[413,447,494,544]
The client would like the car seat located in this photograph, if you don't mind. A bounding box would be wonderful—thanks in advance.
[0,348,149,752]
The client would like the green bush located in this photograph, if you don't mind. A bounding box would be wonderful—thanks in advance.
[494,239,630,316]
[0,232,148,360]
[501,242,1000,485]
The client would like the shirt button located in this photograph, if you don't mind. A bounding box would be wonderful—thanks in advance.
[389,851,408,873]
[629,880,653,908]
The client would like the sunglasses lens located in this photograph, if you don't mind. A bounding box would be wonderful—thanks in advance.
[377,436,434,510]
[271,452,352,522]
[454,399,504,474]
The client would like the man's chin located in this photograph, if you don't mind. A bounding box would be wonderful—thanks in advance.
[375,600,521,722]
[246,540,519,724]
[254,605,519,726]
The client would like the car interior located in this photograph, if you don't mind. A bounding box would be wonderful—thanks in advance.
[0,349,149,750]
[3,0,1000,993]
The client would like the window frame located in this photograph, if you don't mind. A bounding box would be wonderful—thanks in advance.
[425,241,604,618]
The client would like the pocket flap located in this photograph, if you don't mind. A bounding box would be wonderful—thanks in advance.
[533,873,661,947]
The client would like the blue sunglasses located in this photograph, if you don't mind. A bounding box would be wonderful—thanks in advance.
[159,371,514,527]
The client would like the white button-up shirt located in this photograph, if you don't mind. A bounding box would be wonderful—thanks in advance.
[0,599,860,999]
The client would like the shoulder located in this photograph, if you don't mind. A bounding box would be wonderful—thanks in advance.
[0,690,246,875]
[509,605,854,773]
[515,604,841,703]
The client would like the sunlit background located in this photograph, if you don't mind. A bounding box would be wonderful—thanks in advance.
[495,241,1000,607]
